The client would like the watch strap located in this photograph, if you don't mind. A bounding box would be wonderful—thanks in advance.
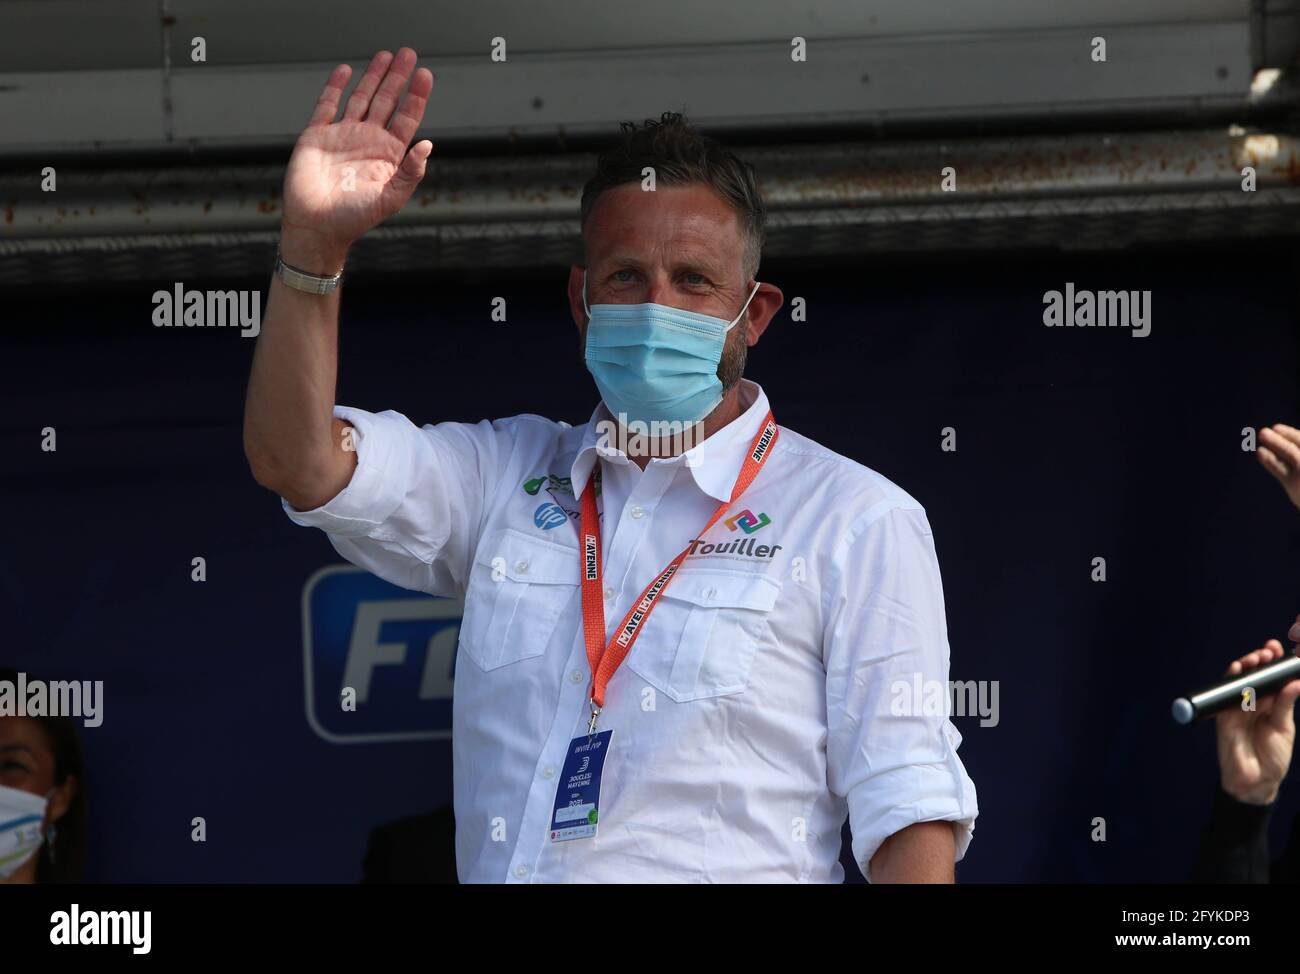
[275,251,343,295]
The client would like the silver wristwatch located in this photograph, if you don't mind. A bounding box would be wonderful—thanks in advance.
[275,251,344,295]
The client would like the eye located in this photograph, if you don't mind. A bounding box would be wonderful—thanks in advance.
[682,272,709,286]
[611,269,637,282]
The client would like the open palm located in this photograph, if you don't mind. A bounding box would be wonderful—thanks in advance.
[282,48,434,250]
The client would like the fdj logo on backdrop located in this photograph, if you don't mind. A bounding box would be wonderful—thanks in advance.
[302,566,462,743]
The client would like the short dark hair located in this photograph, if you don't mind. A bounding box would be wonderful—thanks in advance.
[580,111,765,279]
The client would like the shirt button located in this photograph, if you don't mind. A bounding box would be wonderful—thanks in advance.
[603,587,614,601]
[570,669,585,684]
[514,864,529,879]
[515,559,529,573]
[630,505,644,519]
[542,765,556,779]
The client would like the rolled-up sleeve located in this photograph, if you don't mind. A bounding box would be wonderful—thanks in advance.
[282,405,506,599]
[823,499,978,882]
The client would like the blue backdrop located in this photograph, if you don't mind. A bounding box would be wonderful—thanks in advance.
[4,247,1298,882]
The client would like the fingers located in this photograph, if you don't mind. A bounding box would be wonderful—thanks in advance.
[1258,446,1290,483]
[1290,614,1300,644]
[388,67,435,147]
[1226,642,1292,723]
[1226,640,1286,676]
[308,64,353,126]
[1265,677,1300,732]
[364,47,419,128]
[342,50,396,121]
[384,139,434,202]
[1268,422,1300,449]
[1260,425,1300,476]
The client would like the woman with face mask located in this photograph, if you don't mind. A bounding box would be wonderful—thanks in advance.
[0,668,87,884]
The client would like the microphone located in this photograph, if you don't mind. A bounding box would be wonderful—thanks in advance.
[1172,649,1300,724]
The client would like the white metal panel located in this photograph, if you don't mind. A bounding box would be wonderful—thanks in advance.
[0,23,1253,155]
[0,0,1253,71]
[0,68,166,148]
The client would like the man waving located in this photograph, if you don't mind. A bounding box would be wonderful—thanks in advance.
[244,48,978,883]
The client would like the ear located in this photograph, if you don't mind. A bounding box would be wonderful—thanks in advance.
[568,264,590,334]
[741,282,784,346]
[46,773,77,827]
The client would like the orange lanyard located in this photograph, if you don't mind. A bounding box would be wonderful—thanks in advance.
[578,411,779,733]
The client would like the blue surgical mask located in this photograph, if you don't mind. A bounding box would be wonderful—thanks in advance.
[582,270,761,425]
[0,783,48,880]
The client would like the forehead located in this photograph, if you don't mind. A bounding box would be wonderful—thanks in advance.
[584,182,744,268]
[0,716,53,758]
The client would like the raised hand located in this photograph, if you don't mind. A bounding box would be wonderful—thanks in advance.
[280,48,434,270]
[1258,423,1300,512]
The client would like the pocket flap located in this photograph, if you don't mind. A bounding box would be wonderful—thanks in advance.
[661,568,780,611]
[474,528,579,585]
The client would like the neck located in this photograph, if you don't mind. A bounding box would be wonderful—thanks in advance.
[624,383,744,470]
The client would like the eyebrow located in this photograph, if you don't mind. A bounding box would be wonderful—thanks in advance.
[0,744,36,756]
[602,253,727,278]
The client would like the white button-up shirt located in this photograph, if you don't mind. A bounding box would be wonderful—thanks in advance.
[284,379,978,882]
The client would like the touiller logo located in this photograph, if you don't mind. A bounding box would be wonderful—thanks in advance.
[534,502,569,530]
[302,566,462,743]
[725,509,771,534]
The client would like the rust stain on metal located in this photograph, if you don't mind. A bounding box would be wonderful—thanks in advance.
[1275,152,1300,184]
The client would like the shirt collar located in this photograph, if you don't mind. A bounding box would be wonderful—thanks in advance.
[569,380,772,503]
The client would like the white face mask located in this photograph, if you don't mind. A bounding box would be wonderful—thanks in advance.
[0,783,49,880]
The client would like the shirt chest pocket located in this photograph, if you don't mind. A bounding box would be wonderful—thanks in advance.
[462,528,580,671]
[625,568,781,703]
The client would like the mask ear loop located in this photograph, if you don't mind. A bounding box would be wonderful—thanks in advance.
[725,281,762,332]
[42,787,57,862]
[581,269,591,320]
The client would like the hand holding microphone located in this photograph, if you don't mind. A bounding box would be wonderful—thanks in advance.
[1177,428,1300,807]
[1187,616,1300,806]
